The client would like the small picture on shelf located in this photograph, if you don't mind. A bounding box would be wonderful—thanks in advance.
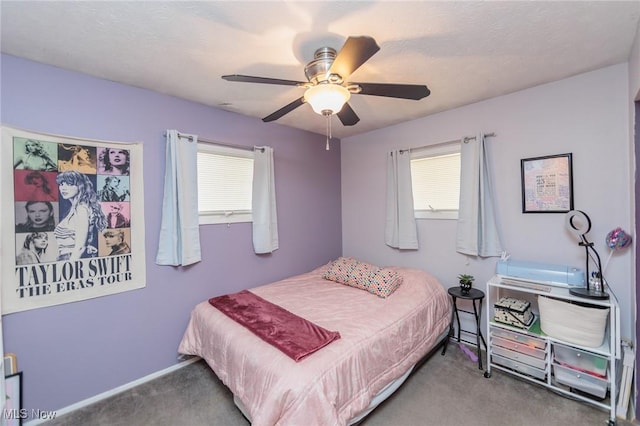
[4,353,17,377]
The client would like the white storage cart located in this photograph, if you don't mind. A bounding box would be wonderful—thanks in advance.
[484,275,621,426]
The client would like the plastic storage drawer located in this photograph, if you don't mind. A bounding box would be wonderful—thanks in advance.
[492,354,546,380]
[553,343,608,377]
[490,326,546,350]
[553,363,608,399]
[492,335,546,360]
[492,345,546,370]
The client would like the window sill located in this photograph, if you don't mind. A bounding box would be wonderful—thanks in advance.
[415,210,458,220]
[199,213,252,225]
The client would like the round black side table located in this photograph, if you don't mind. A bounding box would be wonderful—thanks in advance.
[441,287,487,370]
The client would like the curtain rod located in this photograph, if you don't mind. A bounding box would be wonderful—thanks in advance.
[399,132,496,154]
[166,131,264,152]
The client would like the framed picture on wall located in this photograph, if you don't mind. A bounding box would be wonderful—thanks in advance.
[521,153,574,213]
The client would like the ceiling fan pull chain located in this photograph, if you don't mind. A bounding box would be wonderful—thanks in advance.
[325,113,331,151]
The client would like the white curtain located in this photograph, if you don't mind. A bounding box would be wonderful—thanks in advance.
[252,146,279,254]
[155,130,202,266]
[456,133,502,257]
[385,150,419,249]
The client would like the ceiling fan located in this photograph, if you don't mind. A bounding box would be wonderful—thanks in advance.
[222,36,431,128]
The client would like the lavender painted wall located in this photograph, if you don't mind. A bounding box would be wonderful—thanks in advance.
[342,64,633,342]
[635,100,640,421]
[0,54,342,414]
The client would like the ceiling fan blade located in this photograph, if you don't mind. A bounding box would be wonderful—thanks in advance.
[337,102,360,126]
[352,82,431,100]
[262,97,305,122]
[222,74,305,86]
[329,36,380,80]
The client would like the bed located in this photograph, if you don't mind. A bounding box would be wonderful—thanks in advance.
[178,259,452,426]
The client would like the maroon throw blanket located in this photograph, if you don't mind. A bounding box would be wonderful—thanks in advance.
[209,290,341,362]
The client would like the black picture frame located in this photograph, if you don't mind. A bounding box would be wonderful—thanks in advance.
[5,372,23,426]
[521,153,574,213]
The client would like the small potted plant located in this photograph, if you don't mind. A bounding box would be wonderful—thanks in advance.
[458,274,474,294]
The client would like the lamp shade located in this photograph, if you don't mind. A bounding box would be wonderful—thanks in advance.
[304,84,350,115]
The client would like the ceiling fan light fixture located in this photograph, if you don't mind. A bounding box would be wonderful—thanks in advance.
[223,36,428,129]
[304,83,351,115]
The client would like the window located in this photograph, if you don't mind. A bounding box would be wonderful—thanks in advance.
[197,143,253,225]
[410,142,461,220]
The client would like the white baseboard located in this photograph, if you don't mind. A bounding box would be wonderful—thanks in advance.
[25,356,201,426]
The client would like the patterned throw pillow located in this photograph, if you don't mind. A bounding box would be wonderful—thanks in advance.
[323,257,403,298]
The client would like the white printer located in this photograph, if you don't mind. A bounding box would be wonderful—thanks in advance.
[496,258,585,288]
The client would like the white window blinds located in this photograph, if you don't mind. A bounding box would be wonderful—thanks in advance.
[410,141,461,219]
[411,152,461,211]
[197,143,253,224]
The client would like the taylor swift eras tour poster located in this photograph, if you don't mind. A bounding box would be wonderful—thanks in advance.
[1,126,146,314]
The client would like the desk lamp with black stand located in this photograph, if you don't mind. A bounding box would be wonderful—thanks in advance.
[565,210,609,300]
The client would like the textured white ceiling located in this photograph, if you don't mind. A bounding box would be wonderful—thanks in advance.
[2,1,640,138]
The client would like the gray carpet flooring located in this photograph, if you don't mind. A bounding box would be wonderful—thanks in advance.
[46,342,633,426]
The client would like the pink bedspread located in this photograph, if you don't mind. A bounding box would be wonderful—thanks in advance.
[178,265,451,426]
[208,290,341,361]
